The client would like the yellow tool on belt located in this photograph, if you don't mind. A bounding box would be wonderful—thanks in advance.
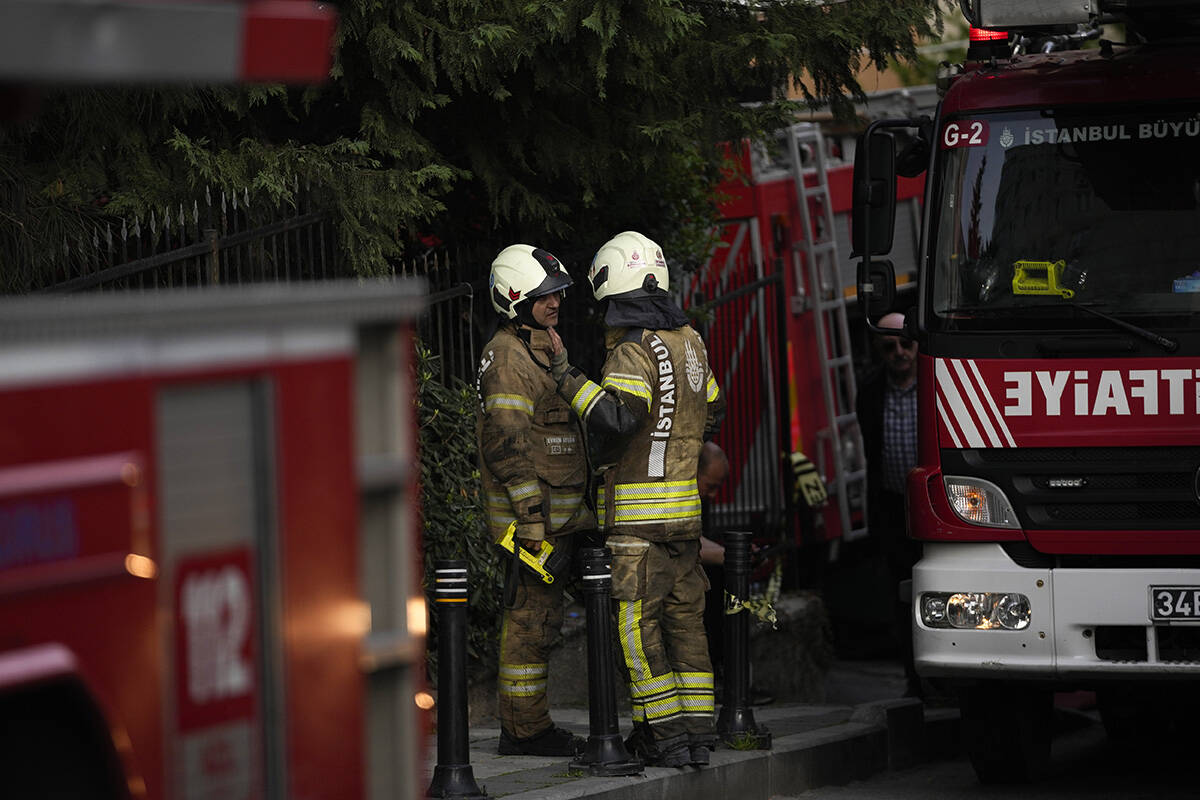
[495,521,571,585]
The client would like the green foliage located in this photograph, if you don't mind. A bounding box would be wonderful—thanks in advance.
[416,344,505,681]
[889,1,967,86]
[725,732,766,751]
[0,146,109,292]
[1,0,942,286]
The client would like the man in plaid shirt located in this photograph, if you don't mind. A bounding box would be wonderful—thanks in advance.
[855,311,921,696]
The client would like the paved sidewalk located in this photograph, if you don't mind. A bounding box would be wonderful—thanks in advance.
[423,694,961,800]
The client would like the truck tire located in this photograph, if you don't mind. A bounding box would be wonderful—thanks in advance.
[960,683,1052,784]
[1098,684,1199,750]
[1097,686,1152,745]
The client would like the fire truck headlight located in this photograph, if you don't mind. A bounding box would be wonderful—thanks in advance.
[943,476,1020,528]
[921,592,1032,630]
[921,594,948,626]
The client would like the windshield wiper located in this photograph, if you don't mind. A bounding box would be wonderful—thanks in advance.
[945,303,1180,352]
[1068,303,1178,353]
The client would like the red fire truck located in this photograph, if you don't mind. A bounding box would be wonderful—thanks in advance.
[855,0,1200,782]
[0,282,427,799]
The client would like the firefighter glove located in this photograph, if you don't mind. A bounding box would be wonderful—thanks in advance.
[514,520,546,542]
[790,451,828,508]
[550,348,570,383]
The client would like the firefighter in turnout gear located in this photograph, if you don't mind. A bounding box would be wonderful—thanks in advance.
[547,231,726,768]
[477,244,594,757]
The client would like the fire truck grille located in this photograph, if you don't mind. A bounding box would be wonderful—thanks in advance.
[945,447,1200,530]
[1094,626,1147,661]
[1094,625,1200,663]
[1158,626,1200,662]
[1042,502,1200,522]
[1031,473,1192,491]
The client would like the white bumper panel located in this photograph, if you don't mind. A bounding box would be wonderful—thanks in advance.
[913,542,1200,680]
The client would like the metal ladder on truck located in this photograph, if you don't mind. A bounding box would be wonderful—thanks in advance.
[785,122,869,543]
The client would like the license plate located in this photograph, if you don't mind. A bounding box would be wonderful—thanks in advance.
[1150,586,1200,620]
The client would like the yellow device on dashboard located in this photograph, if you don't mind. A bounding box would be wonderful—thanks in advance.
[1012,260,1074,299]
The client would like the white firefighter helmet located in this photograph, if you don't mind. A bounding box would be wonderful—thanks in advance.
[588,231,669,302]
[489,244,573,324]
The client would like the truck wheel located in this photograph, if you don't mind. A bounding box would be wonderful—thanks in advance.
[1098,684,1196,749]
[960,683,1052,784]
[1097,686,1150,744]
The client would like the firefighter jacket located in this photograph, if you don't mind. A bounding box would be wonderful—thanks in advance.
[477,322,595,542]
[557,324,724,542]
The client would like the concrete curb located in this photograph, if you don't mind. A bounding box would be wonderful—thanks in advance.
[462,699,962,800]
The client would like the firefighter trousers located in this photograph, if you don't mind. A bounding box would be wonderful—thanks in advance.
[609,535,716,750]
[498,549,570,739]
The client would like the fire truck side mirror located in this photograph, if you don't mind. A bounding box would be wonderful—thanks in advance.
[851,130,898,258]
[857,259,896,316]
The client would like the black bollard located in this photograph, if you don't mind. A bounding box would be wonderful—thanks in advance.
[571,546,644,776]
[427,560,489,799]
[716,531,772,748]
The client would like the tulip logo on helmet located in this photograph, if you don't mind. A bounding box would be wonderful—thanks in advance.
[629,249,641,268]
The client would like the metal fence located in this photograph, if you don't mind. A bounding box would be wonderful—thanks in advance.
[683,243,793,558]
[392,249,483,390]
[26,187,489,391]
[38,182,337,294]
[691,272,792,543]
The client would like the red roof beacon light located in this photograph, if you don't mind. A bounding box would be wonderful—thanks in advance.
[967,27,1011,62]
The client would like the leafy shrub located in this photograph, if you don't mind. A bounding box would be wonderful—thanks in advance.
[416,344,504,684]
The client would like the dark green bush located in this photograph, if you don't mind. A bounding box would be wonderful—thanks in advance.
[416,344,504,684]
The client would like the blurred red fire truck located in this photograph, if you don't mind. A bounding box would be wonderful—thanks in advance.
[0,6,434,800]
[0,282,428,800]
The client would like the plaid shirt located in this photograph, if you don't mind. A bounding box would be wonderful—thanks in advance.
[881,379,918,494]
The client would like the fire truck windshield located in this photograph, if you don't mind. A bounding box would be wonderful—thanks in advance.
[929,106,1200,332]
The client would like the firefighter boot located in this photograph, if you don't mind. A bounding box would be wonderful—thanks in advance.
[623,721,655,762]
[651,733,693,768]
[498,725,585,757]
[624,723,692,767]
[688,734,716,766]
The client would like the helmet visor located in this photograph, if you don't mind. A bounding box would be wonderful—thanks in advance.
[527,269,573,299]
[525,247,573,299]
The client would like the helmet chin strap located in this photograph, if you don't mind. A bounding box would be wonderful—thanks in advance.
[516,303,545,330]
